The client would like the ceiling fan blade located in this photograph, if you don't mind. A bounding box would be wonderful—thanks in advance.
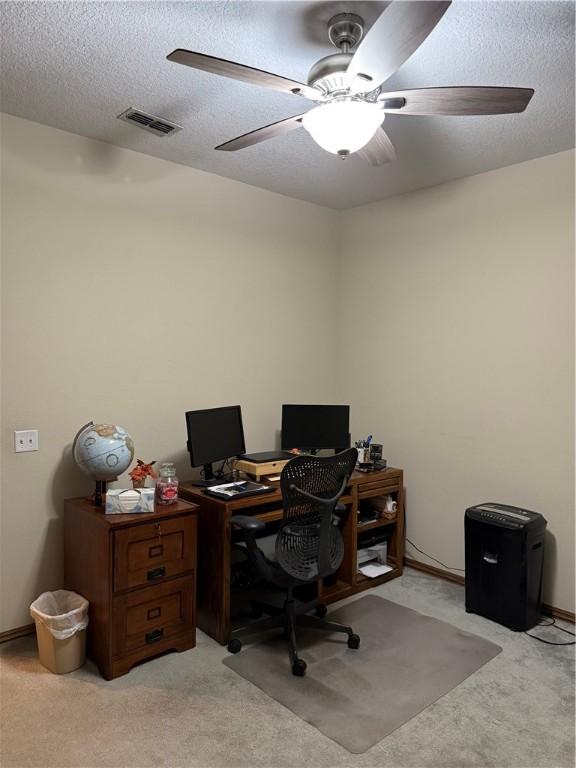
[346,1,451,93]
[357,128,397,166]
[215,113,306,151]
[167,49,322,101]
[378,87,535,115]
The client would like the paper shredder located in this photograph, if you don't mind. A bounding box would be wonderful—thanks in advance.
[465,503,547,631]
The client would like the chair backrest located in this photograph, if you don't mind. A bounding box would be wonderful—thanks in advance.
[276,448,358,582]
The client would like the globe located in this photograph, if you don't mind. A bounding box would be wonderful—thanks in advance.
[73,422,134,482]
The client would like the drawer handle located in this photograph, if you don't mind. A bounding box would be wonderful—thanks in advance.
[147,607,162,621]
[145,628,164,644]
[147,566,166,581]
[149,544,163,558]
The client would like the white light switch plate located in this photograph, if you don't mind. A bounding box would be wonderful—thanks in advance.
[14,430,39,452]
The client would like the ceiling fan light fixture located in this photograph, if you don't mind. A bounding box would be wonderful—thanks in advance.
[302,101,384,156]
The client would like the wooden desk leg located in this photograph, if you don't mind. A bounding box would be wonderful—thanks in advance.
[396,475,405,574]
[196,501,232,644]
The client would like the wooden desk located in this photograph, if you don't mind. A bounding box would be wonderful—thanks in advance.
[179,467,404,645]
[64,497,198,679]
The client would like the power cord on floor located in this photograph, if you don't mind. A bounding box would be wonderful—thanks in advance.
[406,537,465,573]
[524,617,575,646]
[406,528,574,645]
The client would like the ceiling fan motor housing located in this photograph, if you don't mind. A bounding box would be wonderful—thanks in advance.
[307,53,353,96]
[328,13,364,51]
[308,13,366,98]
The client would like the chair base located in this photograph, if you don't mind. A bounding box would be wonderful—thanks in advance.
[228,592,360,676]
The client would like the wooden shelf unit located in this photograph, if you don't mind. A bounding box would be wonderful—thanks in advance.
[179,466,404,645]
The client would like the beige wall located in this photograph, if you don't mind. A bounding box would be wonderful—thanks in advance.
[0,114,339,631]
[1,114,573,631]
[339,150,575,613]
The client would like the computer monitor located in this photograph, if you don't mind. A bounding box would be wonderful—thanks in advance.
[185,406,246,486]
[281,404,350,453]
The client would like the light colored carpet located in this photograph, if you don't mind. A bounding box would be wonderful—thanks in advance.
[224,594,502,753]
[0,568,574,768]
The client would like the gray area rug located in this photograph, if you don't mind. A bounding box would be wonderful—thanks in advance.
[224,594,502,753]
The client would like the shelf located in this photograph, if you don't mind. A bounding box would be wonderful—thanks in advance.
[355,565,401,588]
[356,516,397,533]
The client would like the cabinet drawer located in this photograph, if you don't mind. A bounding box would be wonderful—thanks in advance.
[114,515,196,592]
[113,576,195,657]
[358,477,400,500]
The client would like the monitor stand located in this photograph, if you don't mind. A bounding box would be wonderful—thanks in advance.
[191,463,234,488]
[192,477,233,488]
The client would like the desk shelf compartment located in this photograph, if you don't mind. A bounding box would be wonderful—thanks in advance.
[353,482,405,589]
[356,529,391,577]
[355,567,402,589]
[357,516,397,534]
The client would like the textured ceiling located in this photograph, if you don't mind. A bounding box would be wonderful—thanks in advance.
[1,1,574,209]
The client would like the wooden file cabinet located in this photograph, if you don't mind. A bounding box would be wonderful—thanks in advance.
[64,497,198,679]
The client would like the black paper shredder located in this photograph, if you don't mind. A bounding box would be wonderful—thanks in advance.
[465,503,547,631]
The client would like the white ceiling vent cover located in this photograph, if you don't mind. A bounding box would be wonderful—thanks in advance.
[117,108,182,137]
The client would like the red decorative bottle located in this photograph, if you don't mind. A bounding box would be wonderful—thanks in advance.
[155,462,179,506]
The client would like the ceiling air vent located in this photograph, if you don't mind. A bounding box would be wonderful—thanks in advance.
[117,108,182,137]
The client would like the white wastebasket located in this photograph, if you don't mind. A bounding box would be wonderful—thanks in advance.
[30,590,89,674]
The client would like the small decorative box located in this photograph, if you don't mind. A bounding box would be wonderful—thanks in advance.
[105,488,155,514]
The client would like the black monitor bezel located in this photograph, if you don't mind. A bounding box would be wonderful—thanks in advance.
[280,404,350,451]
[185,405,246,468]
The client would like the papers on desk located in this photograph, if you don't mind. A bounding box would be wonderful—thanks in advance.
[358,562,393,579]
[204,480,274,499]
[210,482,266,496]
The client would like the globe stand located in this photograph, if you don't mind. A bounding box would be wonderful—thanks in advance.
[94,480,107,507]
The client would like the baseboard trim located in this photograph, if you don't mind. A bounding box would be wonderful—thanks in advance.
[541,604,576,623]
[0,623,35,644]
[2,565,573,640]
[404,557,575,624]
[404,556,465,585]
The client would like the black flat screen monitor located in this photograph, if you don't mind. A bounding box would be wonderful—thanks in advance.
[281,404,350,452]
[185,406,246,485]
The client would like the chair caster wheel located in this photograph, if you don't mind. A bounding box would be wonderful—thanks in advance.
[347,633,360,650]
[292,658,307,677]
[227,638,242,654]
[314,604,327,618]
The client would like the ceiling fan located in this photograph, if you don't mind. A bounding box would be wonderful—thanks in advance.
[167,1,534,165]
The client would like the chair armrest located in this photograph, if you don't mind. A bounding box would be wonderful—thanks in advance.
[230,515,266,533]
[331,502,348,527]
[230,515,272,582]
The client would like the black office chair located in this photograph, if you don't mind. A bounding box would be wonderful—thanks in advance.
[227,448,359,676]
